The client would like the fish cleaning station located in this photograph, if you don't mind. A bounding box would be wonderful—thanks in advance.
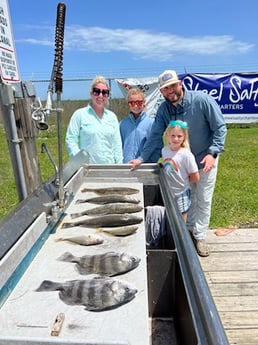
[0,2,229,345]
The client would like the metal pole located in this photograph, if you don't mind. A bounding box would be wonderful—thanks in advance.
[0,84,27,200]
[56,93,64,207]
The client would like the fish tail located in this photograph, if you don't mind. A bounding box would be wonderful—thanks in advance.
[70,212,83,219]
[61,222,74,229]
[75,199,85,204]
[57,252,75,262]
[35,280,60,292]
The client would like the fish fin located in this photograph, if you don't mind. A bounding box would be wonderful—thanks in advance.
[35,280,58,291]
[75,199,86,204]
[75,263,90,275]
[57,252,75,262]
[61,222,74,229]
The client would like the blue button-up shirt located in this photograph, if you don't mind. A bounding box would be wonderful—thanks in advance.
[120,111,155,163]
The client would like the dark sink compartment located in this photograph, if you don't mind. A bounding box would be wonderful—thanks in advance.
[144,183,197,345]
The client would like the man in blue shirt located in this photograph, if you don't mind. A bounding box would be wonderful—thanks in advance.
[130,70,227,257]
[120,88,156,163]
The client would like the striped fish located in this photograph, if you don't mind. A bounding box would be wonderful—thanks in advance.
[57,251,141,276]
[36,277,137,311]
[70,203,143,219]
[81,187,139,195]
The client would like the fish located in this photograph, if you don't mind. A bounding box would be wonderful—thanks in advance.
[97,225,139,236]
[61,214,143,229]
[75,194,141,205]
[81,187,139,195]
[55,233,104,246]
[57,251,141,276]
[70,203,143,219]
[36,277,137,311]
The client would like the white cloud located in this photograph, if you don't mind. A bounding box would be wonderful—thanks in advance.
[17,25,254,62]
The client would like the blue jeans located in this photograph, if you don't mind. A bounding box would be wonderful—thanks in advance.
[187,158,219,240]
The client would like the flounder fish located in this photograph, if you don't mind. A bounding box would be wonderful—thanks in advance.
[55,233,104,246]
[75,194,140,205]
[70,203,143,219]
[97,225,138,236]
[61,214,143,229]
[57,251,141,276]
[36,277,137,311]
[81,187,139,195]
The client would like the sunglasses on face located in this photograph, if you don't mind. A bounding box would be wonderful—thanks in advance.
[128,100,144,107]
[92,87,110,97]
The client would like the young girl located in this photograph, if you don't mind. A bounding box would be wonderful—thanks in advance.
[160,120,199,222]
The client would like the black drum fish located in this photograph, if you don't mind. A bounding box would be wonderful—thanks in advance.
[57,251,141,276]
[36,277,137,311]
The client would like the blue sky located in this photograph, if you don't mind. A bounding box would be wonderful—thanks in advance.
[7,0,258,99]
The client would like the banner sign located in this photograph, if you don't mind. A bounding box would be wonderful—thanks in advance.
[116,73,258,123]
[0,0,20,82]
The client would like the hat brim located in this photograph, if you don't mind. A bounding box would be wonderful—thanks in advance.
[159,79,180,90]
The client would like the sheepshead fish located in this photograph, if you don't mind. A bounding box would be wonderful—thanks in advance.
[81,187,139,195]
[70,203,143,219]
[57,251,141,276]
[61,214,143,229]
[55,233,104,246]
[75,194,140,205]
[36,277,137,311]
[97,225,138,236]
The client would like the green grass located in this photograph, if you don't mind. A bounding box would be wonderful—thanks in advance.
[0,102,257,228]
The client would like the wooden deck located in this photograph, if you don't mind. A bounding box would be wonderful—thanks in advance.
[199,227,258,345]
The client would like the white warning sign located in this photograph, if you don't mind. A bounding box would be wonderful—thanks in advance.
[0,0,20,82]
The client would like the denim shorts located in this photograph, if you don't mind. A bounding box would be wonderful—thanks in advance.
[176,189,191,214]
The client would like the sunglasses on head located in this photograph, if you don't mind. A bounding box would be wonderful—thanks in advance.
[169,120,188,129]
[92,87,110,97]
[128,100,144,107]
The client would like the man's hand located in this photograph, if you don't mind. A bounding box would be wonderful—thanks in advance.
[200,154,216,173]
[129,159,143,171]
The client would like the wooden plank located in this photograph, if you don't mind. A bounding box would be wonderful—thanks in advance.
[219,311,258,328]
[214,296,258,311]
[208,228,258,242]
[207,242,258,252]
[226,329,258,345]
[204,270,258,284]
[200,252,258,271]
[208,282,258,296]
[199,228,258,345]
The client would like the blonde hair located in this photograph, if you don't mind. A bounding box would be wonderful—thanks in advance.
[90,76,109,92]
[126,88,145,101]
[163,120,190,149]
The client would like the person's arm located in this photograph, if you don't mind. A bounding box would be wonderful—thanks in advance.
[112,115,123,164]
[129,103,169,170]
[189,171,200,183]
[65,111,81,157]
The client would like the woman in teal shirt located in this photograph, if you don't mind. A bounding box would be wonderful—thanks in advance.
[65,76,123,164]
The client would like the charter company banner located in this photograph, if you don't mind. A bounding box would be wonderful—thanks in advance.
[116,73,258,123]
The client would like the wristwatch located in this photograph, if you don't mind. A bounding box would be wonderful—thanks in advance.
[211,153,218,159]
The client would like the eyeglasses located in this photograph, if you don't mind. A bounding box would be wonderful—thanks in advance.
[128,100,144,107]
[92,87,110,97]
